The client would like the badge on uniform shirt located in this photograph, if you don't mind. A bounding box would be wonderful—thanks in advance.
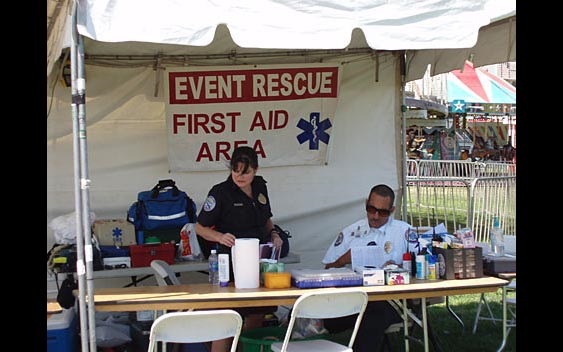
[334,232,344,246]
[384,241,392,254]
[257,193,267,204]
[203,195,216,212]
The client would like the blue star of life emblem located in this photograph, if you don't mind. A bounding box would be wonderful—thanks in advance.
[296,112,332,150]
[450,100,466,113]
[112,227,123,241]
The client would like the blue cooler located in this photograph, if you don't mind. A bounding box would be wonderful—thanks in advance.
[47,307,77,352]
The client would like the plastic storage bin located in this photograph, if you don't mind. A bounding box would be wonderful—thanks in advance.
[47,307,77,352]
[240,326,329,352]
[290,268,363,288]
[240,326,288,352]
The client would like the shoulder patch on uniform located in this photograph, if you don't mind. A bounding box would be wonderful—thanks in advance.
[203,195,216,212]
[257,193,267,205]
[334,232,344,246]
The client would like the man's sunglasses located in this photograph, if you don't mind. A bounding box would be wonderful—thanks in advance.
[365,205,391,217]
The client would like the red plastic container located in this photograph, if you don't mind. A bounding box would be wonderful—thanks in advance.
[129,243,175,267]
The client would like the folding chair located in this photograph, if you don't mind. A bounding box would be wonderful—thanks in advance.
[473,236,516,336]
[150,259,181,286]
[270,289,368,352]
[147,310,243,352]
[473,279,516,332]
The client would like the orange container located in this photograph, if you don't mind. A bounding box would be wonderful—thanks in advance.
[263,272,291,289]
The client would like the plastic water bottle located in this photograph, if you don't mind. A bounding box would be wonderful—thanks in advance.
[490,217,505,256]
[208,249,219,285]
[218,254,230,287]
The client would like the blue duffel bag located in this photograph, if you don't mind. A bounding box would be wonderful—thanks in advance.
[127,179,197,231]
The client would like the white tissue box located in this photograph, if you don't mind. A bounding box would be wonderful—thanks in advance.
[354,266,385,286]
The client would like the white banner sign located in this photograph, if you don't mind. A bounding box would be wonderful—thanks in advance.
[165,63,342,171]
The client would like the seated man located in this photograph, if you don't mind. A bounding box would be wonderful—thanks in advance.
[322,184,411,352]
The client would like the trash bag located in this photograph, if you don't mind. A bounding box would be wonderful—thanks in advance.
[49,211,96,244]
[56,275,78,309]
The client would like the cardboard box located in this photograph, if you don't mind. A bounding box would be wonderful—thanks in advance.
[93,219,136,246]
[264,272,291,289]
[354,266,385,286]
[385,268,410,285]
[129,243,175,267]
[433,246,483,279]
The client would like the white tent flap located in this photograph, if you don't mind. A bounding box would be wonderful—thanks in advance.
[76,0,506,50]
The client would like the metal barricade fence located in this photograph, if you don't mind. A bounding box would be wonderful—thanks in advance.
[407,159,516,179]
[468,176,516,242]
[403,160,516,243]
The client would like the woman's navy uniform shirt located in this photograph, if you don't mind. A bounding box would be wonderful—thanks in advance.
[197,175,273,255]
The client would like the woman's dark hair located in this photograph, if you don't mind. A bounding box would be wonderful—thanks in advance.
[230,146,258,173]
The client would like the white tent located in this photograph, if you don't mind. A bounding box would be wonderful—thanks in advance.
[47,1,515,350]
[47,0,516,251]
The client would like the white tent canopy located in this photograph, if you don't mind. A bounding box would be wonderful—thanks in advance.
[48,0,516,80]
[47,0,517,276]
[47,0,516,279]
[47,3,515,350]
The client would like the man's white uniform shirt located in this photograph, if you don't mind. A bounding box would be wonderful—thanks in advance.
[322,217,411,266]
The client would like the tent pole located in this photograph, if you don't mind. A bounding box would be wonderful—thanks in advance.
[78,31,98,352]
[70,2,97,351]
[400,51,408,222]
[69,3,89,351]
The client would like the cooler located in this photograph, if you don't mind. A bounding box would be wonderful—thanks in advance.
[47,307,77,352]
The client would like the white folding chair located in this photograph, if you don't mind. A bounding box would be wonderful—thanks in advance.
[270,289,368,352]
[150,259,181,286]
[473,278,516,346]
[473,237,516,335]
[147,310,243,352]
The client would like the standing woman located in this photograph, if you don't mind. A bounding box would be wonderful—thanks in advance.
[195,146,283,352]
[196,145,284,258]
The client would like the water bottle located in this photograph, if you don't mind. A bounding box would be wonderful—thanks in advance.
[218,254,230,287]
[490,216,505,256]
[208,249,219,285]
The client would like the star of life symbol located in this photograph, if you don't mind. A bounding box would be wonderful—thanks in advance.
[451,100,466,113]
[296,112,332,150]
[112,227,123,246]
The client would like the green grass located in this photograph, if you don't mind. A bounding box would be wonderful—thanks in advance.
[403,183,470,233]
[384,292,516,352]
[402,179,517,242]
